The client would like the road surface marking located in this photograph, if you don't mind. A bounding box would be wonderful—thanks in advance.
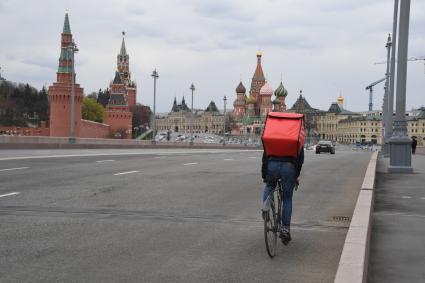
[183,163,198,166]
[0,192,20,198]
[401,196,412,199]
[420,197,425,200]
[0,150,262,161]
[249,156,258,159]
[0,167,29,172]
[113,170,139,176]
[224,159,233,161]
[96,160,115,163]
[154,156,164,159]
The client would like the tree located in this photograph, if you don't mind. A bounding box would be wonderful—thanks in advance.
[0,80,47,126]
[132,103,151,137]
[97,88,110,107]
[82,97,105,123]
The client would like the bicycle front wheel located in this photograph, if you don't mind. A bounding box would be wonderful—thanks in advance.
[264,193,278,258]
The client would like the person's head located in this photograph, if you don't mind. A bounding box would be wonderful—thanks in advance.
[412,136,417,140]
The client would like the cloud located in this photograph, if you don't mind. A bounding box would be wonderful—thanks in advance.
[0,0,424,113]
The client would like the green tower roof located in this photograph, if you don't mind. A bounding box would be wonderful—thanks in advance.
[274,81,288,97]
[63,13,71,34]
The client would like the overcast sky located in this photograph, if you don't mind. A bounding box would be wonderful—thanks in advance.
[1,0,424,113]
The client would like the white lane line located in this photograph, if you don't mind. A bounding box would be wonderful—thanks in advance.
[0,149,263,161]
[113,170,139,176]
[0,167,29,172]
[249,156,258,159]
[0,192,20,198]
[224,159,233,161]
[183,163,198,166]
[154,156,164,159]
[401,196,412,199]
[420,197,425,200]
[96,160,115,163]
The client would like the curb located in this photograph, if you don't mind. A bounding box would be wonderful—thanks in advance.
[334,151,378,283]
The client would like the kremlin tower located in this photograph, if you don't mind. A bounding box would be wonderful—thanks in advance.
[116,32,137,112]
[48,13,84,137]
[104,34,135,139]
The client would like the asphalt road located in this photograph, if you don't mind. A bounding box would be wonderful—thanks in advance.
[0,148,371,283]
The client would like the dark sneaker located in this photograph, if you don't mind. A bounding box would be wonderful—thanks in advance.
[279,226,291,245]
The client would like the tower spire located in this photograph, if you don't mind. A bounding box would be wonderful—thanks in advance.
[63,13,71,34]
[120,31,127,56]
[253,51,265,80]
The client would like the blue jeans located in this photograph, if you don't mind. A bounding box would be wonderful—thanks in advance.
[263,160,296,227]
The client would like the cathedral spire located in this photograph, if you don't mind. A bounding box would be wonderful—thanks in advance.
[253,51,265,81]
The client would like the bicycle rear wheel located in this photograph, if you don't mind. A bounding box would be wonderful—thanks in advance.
[264,192,278,258]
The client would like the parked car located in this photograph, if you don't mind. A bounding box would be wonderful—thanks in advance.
[316,140,335,154]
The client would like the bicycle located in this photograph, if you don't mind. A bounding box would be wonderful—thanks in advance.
[262,178,299,258]
[262,178,283,258]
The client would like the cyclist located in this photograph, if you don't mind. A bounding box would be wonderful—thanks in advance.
[261,147,304,245]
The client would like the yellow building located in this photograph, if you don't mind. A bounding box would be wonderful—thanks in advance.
[315,98,360,142]
[338,116,382,144]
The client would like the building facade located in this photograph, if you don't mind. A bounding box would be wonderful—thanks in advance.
[156,99,226,135]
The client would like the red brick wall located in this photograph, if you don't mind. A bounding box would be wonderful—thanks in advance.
[0,126,50,136]
[104,110,132,139]
[80,120,111,138]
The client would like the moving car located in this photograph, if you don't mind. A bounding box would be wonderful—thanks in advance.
[316,140,335,154]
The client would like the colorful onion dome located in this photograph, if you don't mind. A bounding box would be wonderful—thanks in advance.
[246,95,256,104]
[260,82,273,96]
[274,81,288,97]
[236,81,246,94]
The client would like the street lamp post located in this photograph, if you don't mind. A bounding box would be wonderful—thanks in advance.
[388,0,413,173]
[68,41,78,144]
[223,96,227,146]
[151,69,159,144]
[383,34,392,157]
[388,0,399,154]
[189,83,195,145]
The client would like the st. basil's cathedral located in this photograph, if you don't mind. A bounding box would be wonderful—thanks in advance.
[232,51,289,134]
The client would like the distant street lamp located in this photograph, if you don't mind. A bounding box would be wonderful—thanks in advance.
[223,95,227,146]
[68,40,78,144]
[190,83,195,145]
[151,69,159,144]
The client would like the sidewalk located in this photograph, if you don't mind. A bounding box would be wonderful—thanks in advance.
[368,154,425,282]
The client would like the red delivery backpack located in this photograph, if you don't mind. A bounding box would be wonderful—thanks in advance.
[262,112,305,158]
